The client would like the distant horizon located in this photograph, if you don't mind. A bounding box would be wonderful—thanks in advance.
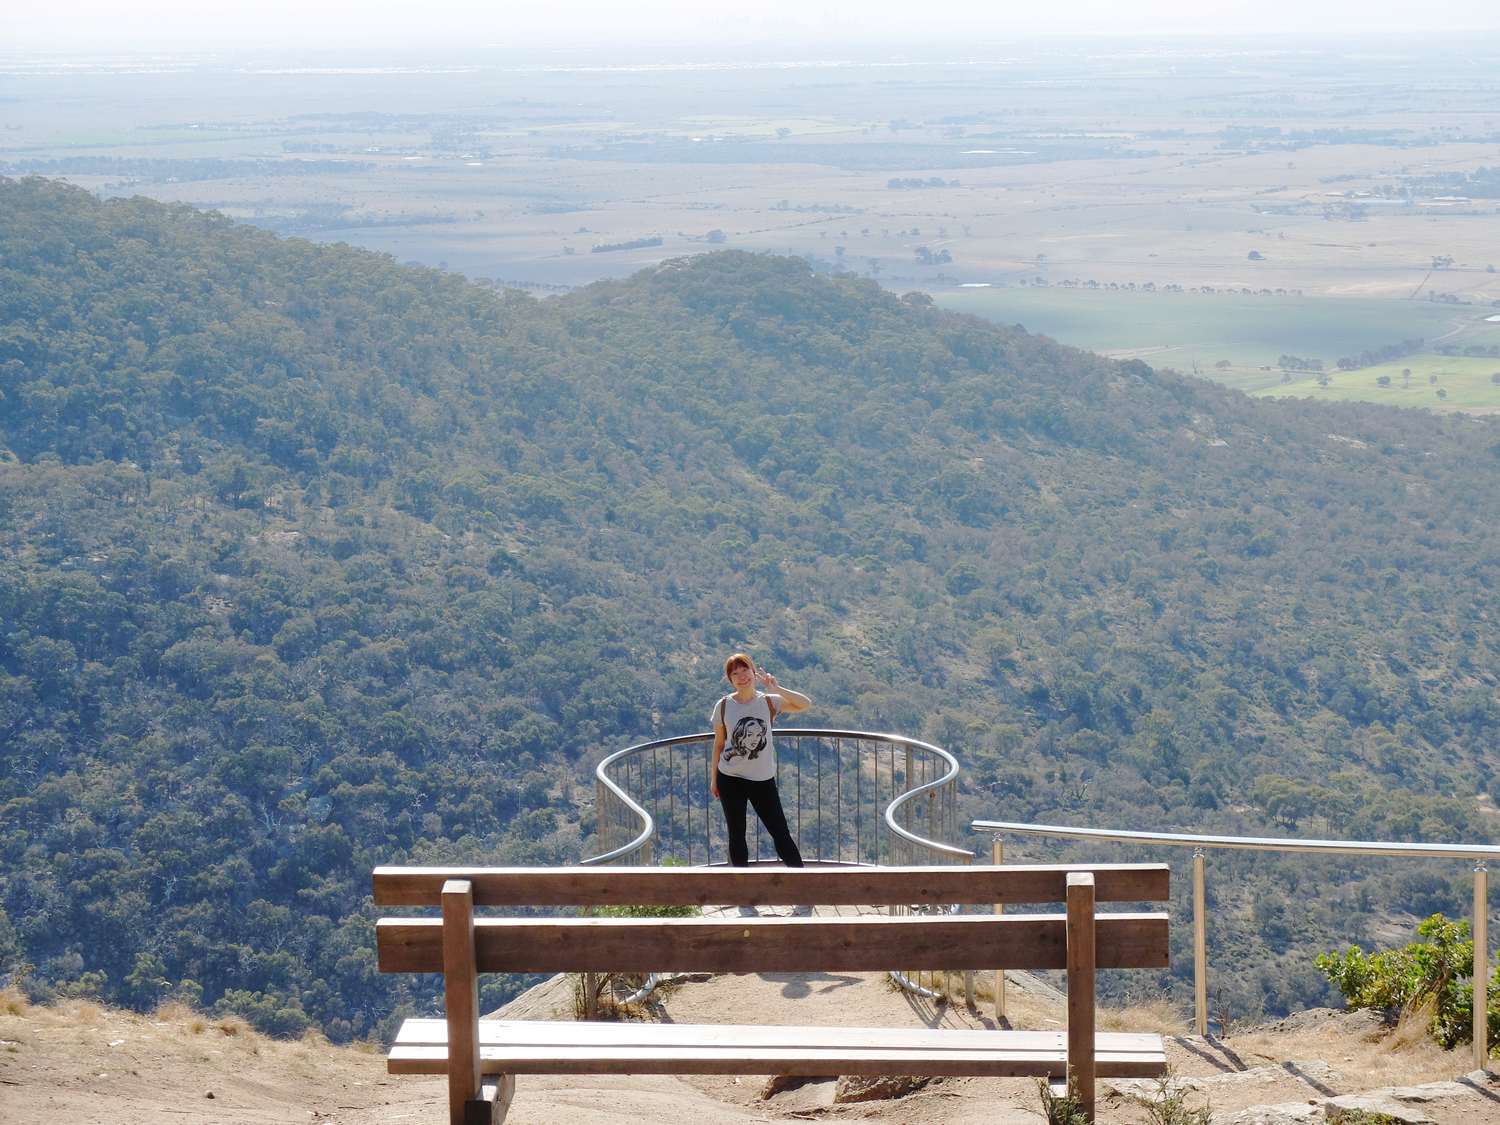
[5,29,1500,62]
[5,0,1500,56]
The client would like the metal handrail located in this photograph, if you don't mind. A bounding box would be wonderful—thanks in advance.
[973,820,1500,861]
[582,728,973,1004]
[884,734,971,863]
[974,818,1495,1068]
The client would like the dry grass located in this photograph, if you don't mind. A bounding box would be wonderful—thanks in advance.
[299,1026,330,1047]
[1389,995,1438,1053]
[151,998,210,1034]
[58,999,104,1026]
[151,999,194,1023]
[1229,1014,1457,1092]
[1098,1000,1188,1036]
[0,985,31,1017]
[151,1000,256,1041]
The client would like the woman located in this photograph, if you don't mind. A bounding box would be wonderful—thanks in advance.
[709,652,812,911]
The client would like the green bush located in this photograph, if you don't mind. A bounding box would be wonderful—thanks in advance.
[1316,913,1499,1053]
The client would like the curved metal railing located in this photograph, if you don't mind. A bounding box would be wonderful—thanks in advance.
[974,818,1498,1067]
[582,728,972,1003]
[586,728,967,869]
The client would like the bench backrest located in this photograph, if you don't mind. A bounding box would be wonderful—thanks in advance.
[374,864,1169,976]
[373,863,1168,907]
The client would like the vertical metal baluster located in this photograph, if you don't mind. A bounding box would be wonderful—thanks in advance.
[795,734,802,849]
[887,743,895,867]
[904,748,914,841]
[834,737,842,863]
[855,740,862,865]
[815,736,823,864]
[1475,860,1489,1072]
[1193,847,1208,1037]
[992,835,1005,1022]
[596,777,606,856]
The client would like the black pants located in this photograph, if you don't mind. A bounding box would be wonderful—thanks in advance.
[717,771,804,868]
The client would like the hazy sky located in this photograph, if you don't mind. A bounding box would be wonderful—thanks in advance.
[6,0,1500,52]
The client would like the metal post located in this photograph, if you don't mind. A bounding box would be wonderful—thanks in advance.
[596,778,606,854]
[904,749,914,837]
[1476,861,1489,1072]
[835,738,843,864]
[964,845,976,1010]
[1193,847,1208,1037]
[992,835,1006,1021]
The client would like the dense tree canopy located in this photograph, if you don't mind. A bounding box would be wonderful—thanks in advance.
[1,176,1497,1035]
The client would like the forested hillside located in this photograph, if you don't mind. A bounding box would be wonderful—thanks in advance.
[1,177,1497,1038]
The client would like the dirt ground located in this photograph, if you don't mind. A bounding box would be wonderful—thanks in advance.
[2,969,1494,1125]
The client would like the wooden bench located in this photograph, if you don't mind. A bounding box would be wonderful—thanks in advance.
[373,864,1171,1125]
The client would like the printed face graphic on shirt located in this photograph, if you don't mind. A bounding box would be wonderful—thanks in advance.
[724,716,768,762]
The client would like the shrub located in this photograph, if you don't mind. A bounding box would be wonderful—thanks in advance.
[1316,912,1499,1052]
[1128,1072,1213,1125]
[1037,1076,1090,1125]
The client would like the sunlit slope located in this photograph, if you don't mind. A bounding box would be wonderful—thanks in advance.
[1,176,1497,1036]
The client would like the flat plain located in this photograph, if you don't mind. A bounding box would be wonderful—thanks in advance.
[1264,354,1500,412]
[4,40,1500,408]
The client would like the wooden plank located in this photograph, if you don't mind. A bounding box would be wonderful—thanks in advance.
[1067,872,1097,1122]
[442,880,482,1125]
[465,1074,513,1125]
[372,864,1169,907]
[386,1041,1167,1078]
[377,912,1169,974]
[392,1018,1164,1055]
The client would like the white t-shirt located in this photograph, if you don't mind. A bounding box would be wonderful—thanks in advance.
[712,691,780,782]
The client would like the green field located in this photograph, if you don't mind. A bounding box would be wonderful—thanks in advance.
[936,288,1500,392]
[1259,355,1500,411]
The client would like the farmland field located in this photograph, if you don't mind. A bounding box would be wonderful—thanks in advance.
[6,40,1500,404]
[934,288,1499,391]
[1261,355,1500,412]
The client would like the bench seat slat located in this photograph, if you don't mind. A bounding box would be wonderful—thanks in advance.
[386,1022,1167,1078]
[377,913,1169,974]
[393,1018,1165,1054]
[373,864,1170,907]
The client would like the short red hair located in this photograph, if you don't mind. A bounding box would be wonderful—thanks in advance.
[723,652,753,679]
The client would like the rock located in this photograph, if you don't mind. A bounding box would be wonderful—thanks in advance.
[760,1074,834,1099]
[1215,1101,1322,1125]
[759,1073,839,1111]
[1245,1008,1384,1038]
[1381,1080,1471,1104]
[1104,1077,1176,1099]
[1325,1093,1435,1124]
[1108,1061,1338,1100]
[831,1074,934,1103]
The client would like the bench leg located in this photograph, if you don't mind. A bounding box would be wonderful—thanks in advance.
[1066,872,1097,1123]
[464,1074,515,1125]
[443,879,486,1125]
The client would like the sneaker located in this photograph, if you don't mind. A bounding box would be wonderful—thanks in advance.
[790,904,814,918]
[736,905,760,918]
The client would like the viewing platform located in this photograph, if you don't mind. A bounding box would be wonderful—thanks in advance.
[584,728,1499,1072]
[582,728,971,1004]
